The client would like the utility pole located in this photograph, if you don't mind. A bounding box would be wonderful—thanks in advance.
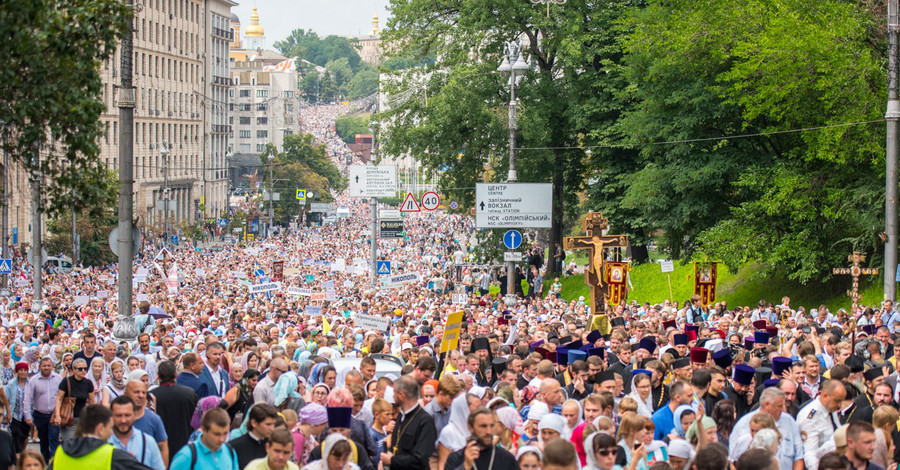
[113,0,137,341]
[370,197,377,285]
[2,144,8,290]
[162,140,169,245]
[887,0,900,302]
[268,151,274,238]
[30,145,41,314]
[71,194,78,265]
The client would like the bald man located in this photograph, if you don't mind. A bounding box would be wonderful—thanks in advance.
[254,358,287,405]
[126,380,169,467]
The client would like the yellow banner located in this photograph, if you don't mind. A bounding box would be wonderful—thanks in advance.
[440,311,464,353]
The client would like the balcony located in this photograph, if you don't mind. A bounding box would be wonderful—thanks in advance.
[212,27,233,41]
[211,124,231,134]
[211,75,232,87]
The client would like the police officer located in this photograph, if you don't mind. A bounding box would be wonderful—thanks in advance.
[797,379,846,470]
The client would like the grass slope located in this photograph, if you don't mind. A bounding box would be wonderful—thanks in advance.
[556,262,885,311]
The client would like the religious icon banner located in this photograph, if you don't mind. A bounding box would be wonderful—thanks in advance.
[605,261,629,306]
[694,262,718,306]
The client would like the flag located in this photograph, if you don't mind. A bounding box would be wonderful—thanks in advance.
[323,317,331,335]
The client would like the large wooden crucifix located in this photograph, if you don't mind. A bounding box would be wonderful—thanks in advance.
[563,212,628,319]
[833,251,878,311]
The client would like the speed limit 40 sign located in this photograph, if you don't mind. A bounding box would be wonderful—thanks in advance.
[421,191,440,211]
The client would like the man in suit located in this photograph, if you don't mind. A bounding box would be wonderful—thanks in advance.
[150,360,198,465]
[176,352,209,397]
[200,342,230,398]
[380,375,436,470]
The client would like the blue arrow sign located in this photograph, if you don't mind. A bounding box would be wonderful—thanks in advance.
[503,230,523,250]
[170,235,179,245]
[254,268,265,277]
[0,259,11,274]
[376,260,391,276]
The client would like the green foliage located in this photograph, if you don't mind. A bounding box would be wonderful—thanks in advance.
[260,134,346,224]
[274,30,362,71]
[0,0,130,216]
[335,114,372,144]
[45,170,119,266]
[276,29,378,102]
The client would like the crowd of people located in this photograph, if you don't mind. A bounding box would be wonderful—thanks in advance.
[0,103,897,470]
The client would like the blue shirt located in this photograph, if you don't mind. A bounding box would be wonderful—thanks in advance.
[134,410,168,444]
[109,428,166,470]
[651,403,676,441]
[170,439,239,470]
[729,409,803,470]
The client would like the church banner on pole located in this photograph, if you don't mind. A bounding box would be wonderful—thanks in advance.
[693,262,718,306]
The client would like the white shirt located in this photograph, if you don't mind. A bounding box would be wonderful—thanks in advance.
[797,398,838,470]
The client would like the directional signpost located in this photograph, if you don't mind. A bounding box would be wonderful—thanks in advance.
[475,183,552,228]
[309,203,335,213]
[376,260,391,276]
[348,165,398,198]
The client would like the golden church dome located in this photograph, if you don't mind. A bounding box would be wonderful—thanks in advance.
[245,6,264,37]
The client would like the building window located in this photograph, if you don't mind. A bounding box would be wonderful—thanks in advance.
[257,103,267,111]
[239,89,250,97]
[229,89,234,97]
[239,103,251,111]
[239,117,251,125]
[284,91,293,98]
[239,144,251,152]
[287,104,293,112]
[239,130,251,138]
[256,117,267,125]
[257,90,268,98]
[257,130,268,138]
[256,143,266,152]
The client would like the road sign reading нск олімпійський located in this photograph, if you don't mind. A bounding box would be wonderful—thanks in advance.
[348,165,397,198]
[475,183,552,228]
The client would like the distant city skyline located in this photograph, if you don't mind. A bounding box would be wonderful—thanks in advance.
[232,0,390,49]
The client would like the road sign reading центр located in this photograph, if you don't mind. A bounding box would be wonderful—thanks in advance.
[348,165,397,198]
[475,183,552,228]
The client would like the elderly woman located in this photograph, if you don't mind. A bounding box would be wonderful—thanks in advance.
[52,357,94,441]
[87,357,108,404]
[0,347,13,384]
[301,434,360,470]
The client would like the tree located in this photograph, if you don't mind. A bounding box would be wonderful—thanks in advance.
[620,0,885,281]
[381,0,604,275]
[261,134,346,224]
[45,170,119,266]
[0,0,130,215]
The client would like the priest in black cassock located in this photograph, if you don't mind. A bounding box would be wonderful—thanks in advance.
[381,376,436,470]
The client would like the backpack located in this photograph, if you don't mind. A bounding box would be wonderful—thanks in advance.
[188,442,238,470]
[560,249,566,261]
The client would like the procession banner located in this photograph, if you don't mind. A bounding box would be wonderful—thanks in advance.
[441,311,465,353]
[272,261,284,281]
[356,313,391,331]
[604,261,629,306]
[379,272,422,289]
[248,281,281,294]
[287,287,312,297]
[693,262,718,306]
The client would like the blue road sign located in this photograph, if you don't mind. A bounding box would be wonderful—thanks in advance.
[449,202,459,210]
[254,268,265,277]
[218,219,228,227]
[376,260,391,275]
[12,228,17,245]
[305,274,315,283]
[503,230,523,250]
[170,235,179,244]
[0,259,11,274]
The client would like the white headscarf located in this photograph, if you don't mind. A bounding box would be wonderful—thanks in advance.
[628,372,654,418]
[537,413,566,447]
[437,393,471,451]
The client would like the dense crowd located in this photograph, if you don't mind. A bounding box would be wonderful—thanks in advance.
[0,104,896,470]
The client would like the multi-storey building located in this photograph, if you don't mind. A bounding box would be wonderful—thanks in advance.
[227,7,302,188]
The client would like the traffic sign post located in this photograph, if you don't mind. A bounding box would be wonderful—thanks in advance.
[0,259,11,275]
[296,189,306,200]
[218,219,228,227]
[380,220,404,238]
[376,260,391,276]
[475,183,552,228]
[503,230,523,250]
[421,192,440,211]
[449,202,459,210]
[400,193,421,212]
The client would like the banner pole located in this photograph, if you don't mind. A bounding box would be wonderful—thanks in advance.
[667,273,673,301]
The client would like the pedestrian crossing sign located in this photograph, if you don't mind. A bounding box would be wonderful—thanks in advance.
[376,261,391,275]
[0,259,11,274]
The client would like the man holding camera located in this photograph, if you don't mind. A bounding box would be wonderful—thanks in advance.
[444,407,517,470]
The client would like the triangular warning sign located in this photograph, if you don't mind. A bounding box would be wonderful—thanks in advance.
[400,193,421,212]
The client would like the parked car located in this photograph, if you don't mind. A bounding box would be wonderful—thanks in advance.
[44,256,74,273]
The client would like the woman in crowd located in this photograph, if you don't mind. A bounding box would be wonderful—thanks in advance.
[52,357,93,441]
[87,357,107,403]
[225,368,259,423]
[101,360,127,406]
[497,405,526,454]
[294,403,329,466]
[311,383,330,406]
[517,446,543,470]
[58,351,74,378]
[0,347,13,384]
[711,400,735,447]
[189,396,223,443]
[301,434,360,470]
[437,393,473,470]
[629,372,655,418]
[585,432,624,470]
[669,405,695,441]
[616,413,649,470]
[872,405,897,469]
[228,362,244,387]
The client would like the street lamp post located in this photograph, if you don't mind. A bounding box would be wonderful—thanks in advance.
[498,40,530,306]
[160,141,169,245]
[268,151,274,238]
[887,0,900,302]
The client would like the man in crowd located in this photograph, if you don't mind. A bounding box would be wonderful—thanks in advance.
[728,388,803,470]
[149,360,198,465]
[445,408,518,470]
[49,404,146,470]
[254,358,288,405]
[169,407,238,469]
[125,379,169,465]
[380,376,436,470]
[798,379,846,470]
[109,396,165,470]
[25,355,63,461]
[245,428,298,470]
[230,403,278,469]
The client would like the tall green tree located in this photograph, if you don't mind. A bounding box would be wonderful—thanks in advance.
[382,0,604,274]
[46,170,119,266]
[621,0,885,281]
[0,0,131,215]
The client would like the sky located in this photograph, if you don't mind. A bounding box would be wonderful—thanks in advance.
[232,1,392,46]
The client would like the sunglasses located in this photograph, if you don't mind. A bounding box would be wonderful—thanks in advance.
[596,449,618,457]
[75,367,87,371]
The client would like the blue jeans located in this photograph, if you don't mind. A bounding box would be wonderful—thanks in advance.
[32,411,59,462]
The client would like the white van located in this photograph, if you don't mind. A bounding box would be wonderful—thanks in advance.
[44,256,74,273]
[336,207,351,219]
